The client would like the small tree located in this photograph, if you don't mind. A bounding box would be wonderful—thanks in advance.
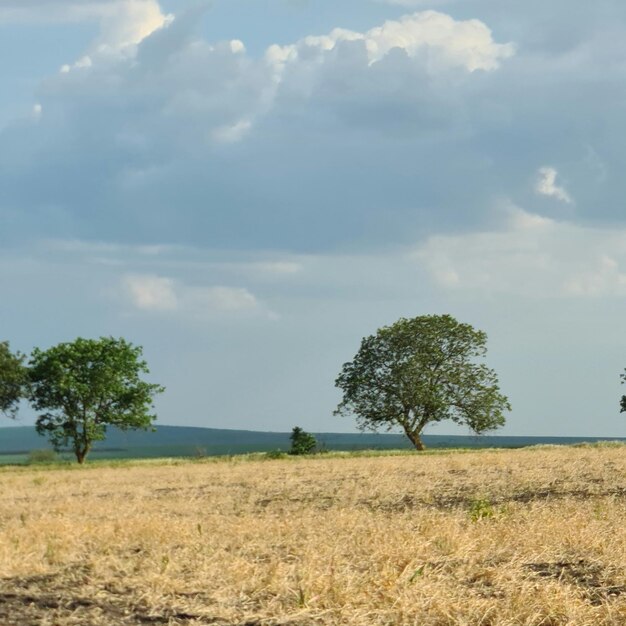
[29,337,164,464]
[0,341,27,420]
[620,370,626,414]
[334,314,510,451]
[289,426,317,455]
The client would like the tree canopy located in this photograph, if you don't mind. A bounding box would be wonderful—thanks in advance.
[0,341,27,420]
[620,371,626,414]
[334,314,510,450]
[29,337,164,463]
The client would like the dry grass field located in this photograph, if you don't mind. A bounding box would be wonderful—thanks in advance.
[2,445,626,625]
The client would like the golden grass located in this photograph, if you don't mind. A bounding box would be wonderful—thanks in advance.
[2,445,626,625]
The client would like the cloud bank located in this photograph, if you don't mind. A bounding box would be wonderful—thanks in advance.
[416,205,626,297]
[0,5,521,250]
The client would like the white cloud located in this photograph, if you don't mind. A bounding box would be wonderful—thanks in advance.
[563,255,626,297]
[8,7,515,165]
[60,55,93,73]
[211,118,253,143]
[229,39,246,55]
[367,11,514,70]
[0,0,173,63]
[415,205,626,297]
[535,166,572,203]
[123,274,178,311]
[122,273,266,317]
[266,11,514,77]
[97,0,172,51]
[508,206,554,230]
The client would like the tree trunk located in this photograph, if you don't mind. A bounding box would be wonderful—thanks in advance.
[405,429,426,451]
[75,444,90,464]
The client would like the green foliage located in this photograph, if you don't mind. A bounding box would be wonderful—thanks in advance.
[289,427,317,455]
[620,370,626,414]
[265,449,287,459]
[27,449,58,465]
[468,498,495,522]
[29,337,164,464]
[335,314,510,451]
[0,341,27,419]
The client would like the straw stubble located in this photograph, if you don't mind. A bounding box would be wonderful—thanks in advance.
[1,445,626,625]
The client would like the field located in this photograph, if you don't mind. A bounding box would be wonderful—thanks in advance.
[1,446,626,625]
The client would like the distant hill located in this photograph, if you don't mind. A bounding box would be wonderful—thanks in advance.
[0,425,414,456]
[0,424,624,463]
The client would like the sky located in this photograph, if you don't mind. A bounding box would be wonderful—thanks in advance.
[1,0,626,437]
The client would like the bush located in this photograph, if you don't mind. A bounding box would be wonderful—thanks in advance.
[289,427,317,455]
[27,449,58,465]
[265,449,287,460]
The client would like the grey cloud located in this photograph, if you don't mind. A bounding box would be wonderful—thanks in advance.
[1,4,626,254]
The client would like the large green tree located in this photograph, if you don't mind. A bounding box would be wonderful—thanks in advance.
[334,314,510,451]
[0,341,27,419]
[620,371,626,414]
[29,337,164,463]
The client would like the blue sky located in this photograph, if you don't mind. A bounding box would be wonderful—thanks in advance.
[1,0,626,436]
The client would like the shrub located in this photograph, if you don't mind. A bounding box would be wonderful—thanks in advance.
[289,427,317,455]
[27,449,58,465]
[265,449,287,460]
